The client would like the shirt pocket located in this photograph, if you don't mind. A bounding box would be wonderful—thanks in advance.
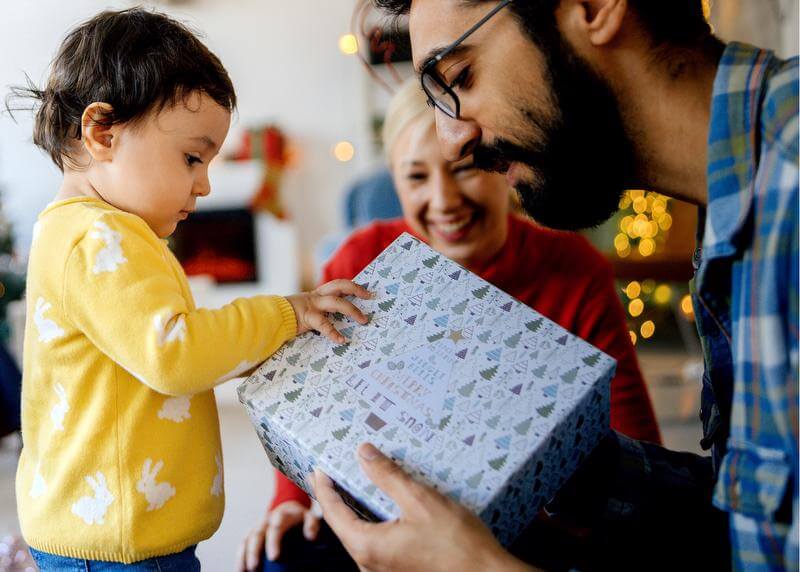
[713,439,791,520]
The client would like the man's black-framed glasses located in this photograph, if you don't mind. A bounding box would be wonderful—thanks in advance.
[420,0,513,119]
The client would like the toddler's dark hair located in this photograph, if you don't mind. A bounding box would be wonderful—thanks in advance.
[6,7,236,171]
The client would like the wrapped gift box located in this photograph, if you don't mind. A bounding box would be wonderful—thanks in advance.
[239,233,614,545]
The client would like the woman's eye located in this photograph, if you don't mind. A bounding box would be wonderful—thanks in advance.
[449,67,471,91]
[185,154,203,166]
[407,173,427,182]
[453,164,477,177]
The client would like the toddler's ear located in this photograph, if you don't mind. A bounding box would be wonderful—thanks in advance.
[81,102,116,162]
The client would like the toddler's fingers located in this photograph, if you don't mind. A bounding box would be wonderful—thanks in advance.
[308,312,346,344]
[315,295,369,325]
[317,279,373,300]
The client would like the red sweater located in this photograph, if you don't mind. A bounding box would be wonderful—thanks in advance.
[271,215,661,509]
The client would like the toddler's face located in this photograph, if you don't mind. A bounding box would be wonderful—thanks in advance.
[100,91,231,238]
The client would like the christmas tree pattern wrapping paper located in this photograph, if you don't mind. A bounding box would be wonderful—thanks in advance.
[239,233,615,545]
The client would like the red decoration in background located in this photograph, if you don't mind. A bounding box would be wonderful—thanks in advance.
[182,248,255,283]
[233,125,288,218]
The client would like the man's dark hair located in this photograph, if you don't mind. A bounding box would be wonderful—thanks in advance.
[6,8,236,171]
[373,0,713,49]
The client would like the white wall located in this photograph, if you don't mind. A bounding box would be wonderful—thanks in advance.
[0,0,375,282]
[710,0,799,58]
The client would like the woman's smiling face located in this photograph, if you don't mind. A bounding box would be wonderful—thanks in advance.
[390,117,510,268]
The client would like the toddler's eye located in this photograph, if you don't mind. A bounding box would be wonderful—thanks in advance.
[185,154,203,166]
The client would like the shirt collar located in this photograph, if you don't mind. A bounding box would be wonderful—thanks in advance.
[703,42,776,259]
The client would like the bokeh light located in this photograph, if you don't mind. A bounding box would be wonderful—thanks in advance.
[654,284,672,305]
[333,141,355,162]
[338,34,359,55]
[681,294,694,317]
[628,298,644,318]
[625,281,641,299]
[638,237,656,257]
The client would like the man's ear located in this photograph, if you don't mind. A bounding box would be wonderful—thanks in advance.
[559,0,628,48]
[80,102,116,162]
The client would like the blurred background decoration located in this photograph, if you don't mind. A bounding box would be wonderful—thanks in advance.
[234,125,290,218]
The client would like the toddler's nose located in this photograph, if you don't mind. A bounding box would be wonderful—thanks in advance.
[194,176,211,197]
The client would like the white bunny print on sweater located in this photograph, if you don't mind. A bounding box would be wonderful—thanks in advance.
[136,459,176,511]
[30,463,47,499]
[157,395,192,423]
[50,383,69,431]
[153,313,187,346]
[34,297,65,343]
[210,452,223,497]
[89,220,127,274]
[71,472,114,525]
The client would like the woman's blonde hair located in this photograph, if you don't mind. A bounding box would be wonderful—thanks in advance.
[382,78,435,161]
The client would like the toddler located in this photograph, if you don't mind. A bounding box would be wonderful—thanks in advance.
[10,8,369,570]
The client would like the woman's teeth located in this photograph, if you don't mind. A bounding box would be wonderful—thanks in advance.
[436,215,472,233]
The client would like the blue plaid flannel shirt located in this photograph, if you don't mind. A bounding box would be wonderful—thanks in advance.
[696,42,798,570]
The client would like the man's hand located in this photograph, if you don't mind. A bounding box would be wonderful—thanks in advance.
[311,443,537,572]
[286,280,372,344]
[235,500,322,571]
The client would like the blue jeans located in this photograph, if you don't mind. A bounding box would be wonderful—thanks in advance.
[29,545,200,571]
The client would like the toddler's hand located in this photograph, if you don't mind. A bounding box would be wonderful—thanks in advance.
[286,280,372,344]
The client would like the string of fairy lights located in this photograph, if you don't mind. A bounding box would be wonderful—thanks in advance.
[614,190,695,346]
[614,190,673,258]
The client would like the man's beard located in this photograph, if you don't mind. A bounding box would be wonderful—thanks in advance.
[473,34,634,231]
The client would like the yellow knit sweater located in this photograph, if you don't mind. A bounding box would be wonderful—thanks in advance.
[17,197,297,563]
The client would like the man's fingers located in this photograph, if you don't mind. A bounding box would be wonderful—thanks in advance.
[312,469,407,568]
[311,469,367,543]
[356,443,434,513]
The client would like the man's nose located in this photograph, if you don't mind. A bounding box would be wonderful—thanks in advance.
[435,111,481,162]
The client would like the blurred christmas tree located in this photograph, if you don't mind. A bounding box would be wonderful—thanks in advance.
[0,182,24,439]
[0,193,25,343]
